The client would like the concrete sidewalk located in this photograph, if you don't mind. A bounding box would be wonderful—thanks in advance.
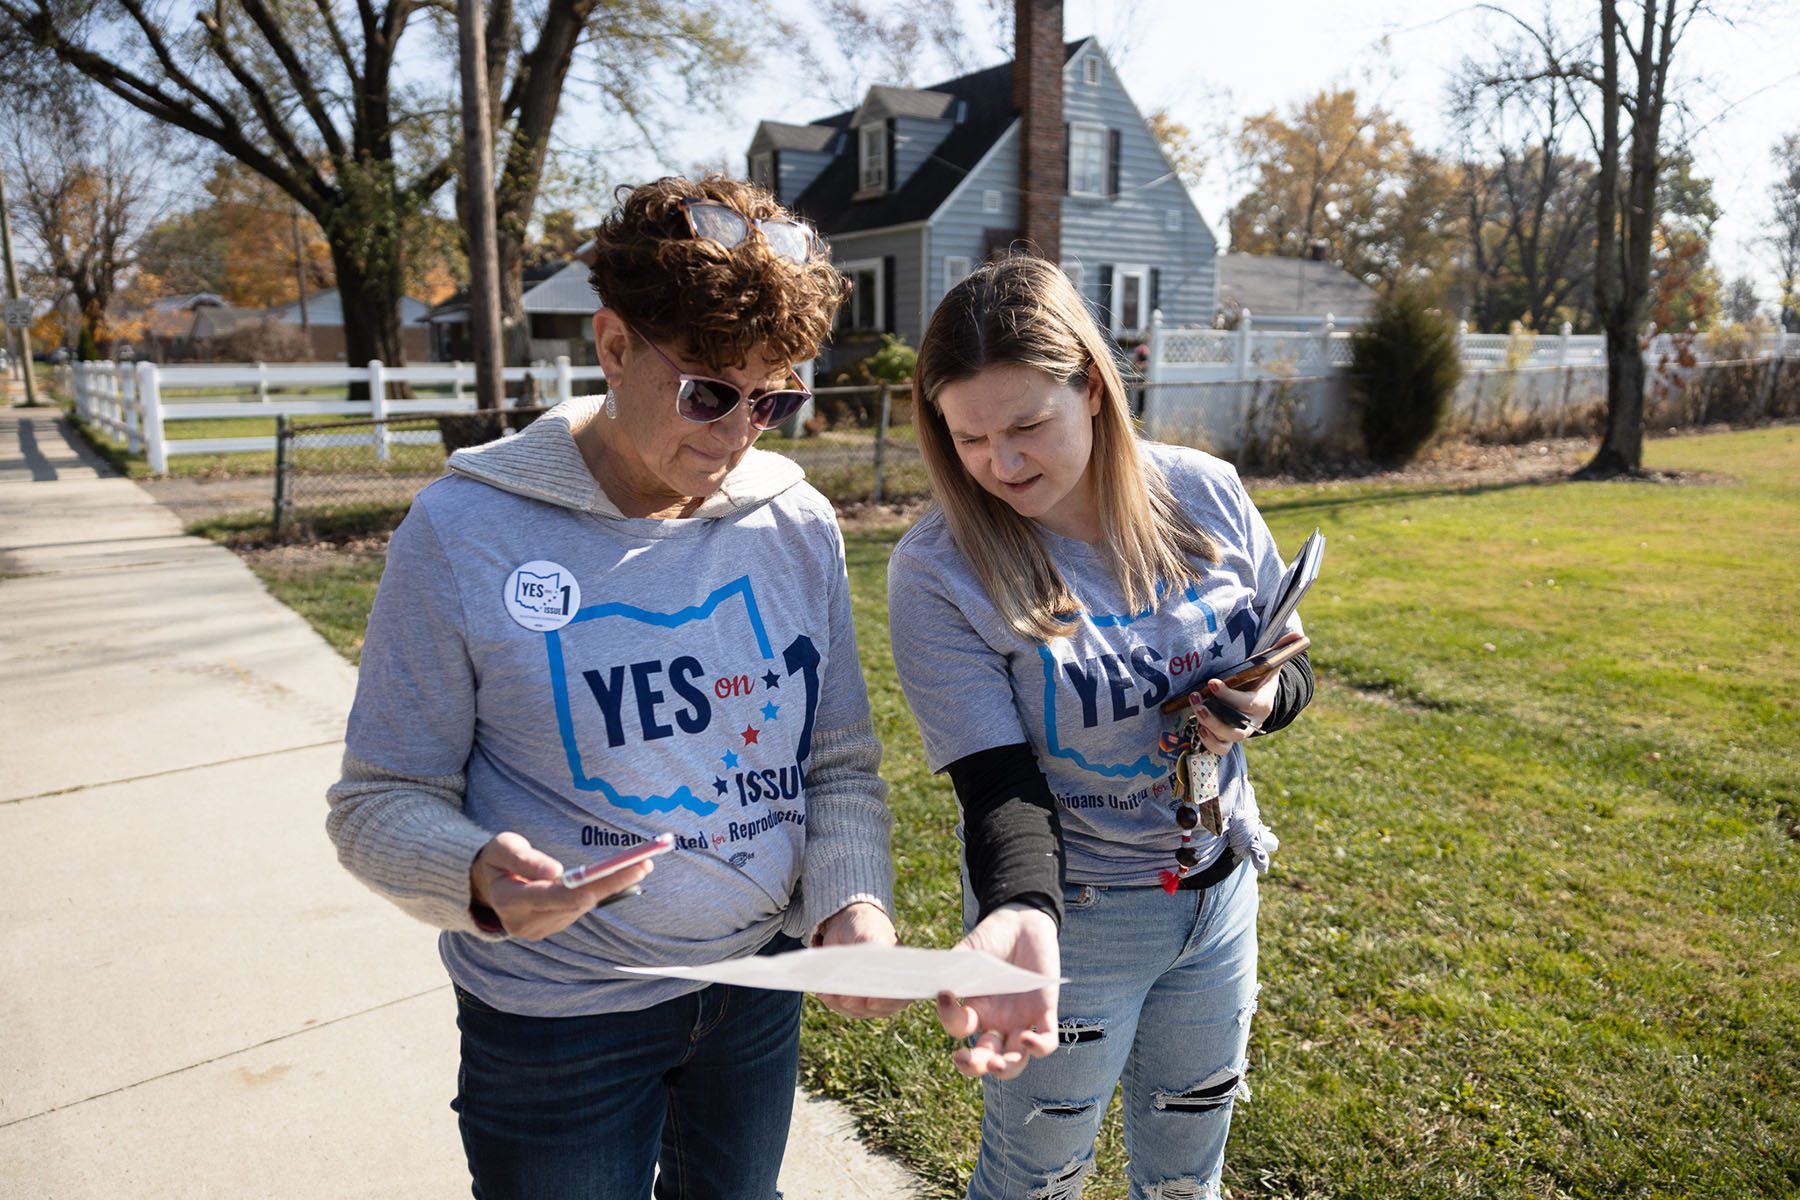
[0,401,924,1199]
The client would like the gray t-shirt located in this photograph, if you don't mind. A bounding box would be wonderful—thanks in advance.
[888,443,1291,887]
[346,469,874,1013]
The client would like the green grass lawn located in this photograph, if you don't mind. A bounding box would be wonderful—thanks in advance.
[223,425,1800,1199]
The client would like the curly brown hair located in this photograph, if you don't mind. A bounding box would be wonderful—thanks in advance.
[587,176,848,370]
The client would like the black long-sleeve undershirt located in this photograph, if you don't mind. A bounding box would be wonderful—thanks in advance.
[944,652,1314,930]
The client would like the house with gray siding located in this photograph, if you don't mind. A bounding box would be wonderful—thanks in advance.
[747,33,1217,374]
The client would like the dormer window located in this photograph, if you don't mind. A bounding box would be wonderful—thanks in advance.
[860,124,887,192]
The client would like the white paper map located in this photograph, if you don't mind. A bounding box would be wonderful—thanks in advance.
[616,944,1062,999]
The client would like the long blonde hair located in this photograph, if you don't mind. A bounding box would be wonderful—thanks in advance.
[912,256,1218,641]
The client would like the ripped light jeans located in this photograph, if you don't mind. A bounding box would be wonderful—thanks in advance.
[964,860,1260,1200]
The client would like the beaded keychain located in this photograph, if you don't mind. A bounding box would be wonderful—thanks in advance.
[1159,709,1223,893]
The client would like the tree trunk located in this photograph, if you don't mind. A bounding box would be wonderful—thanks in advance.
[333,250,406,400]
[1578,0,1636,478]
[1585,325,1644,475]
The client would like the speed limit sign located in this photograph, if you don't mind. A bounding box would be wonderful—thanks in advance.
[2,299,30,329]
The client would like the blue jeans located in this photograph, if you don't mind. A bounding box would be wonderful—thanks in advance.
[452,959,802,1200]
[965,862,1260,1200]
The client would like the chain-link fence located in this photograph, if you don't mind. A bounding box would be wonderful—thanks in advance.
[272,409,547,535]
[272,384,927,538]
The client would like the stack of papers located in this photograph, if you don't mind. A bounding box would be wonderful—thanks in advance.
[1251,527,1325,656]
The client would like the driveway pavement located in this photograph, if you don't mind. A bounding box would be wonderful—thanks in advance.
[0,399,924,1199]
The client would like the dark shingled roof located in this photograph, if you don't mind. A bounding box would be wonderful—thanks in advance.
[857,85,957,121]
[786,41,1084,239]
[1215,252,1378,320]
[753,121,839,154]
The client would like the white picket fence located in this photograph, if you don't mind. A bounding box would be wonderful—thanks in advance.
[1140,310,1797,452]
[62,357,609,473]
[1144,310,1795,386]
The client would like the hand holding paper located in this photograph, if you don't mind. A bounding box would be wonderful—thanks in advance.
[616,942,1064,1001]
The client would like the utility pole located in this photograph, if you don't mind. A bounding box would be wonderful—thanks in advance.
[290,207,311,346]
[457,0,504,411]
[0,150,40,405]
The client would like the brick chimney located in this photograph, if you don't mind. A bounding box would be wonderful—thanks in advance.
[1012,0,1063,262]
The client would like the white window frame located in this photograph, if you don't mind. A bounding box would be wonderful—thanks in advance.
[837,257,884,332]
[943,256,972,294]
[1113,263,1148,335]
[859,124,887,192]
[982,189,1003,214]
[1069,122,1107,197]
[1082,57,1100,86]
[1164,209,1182,232]
[751,152,774,193]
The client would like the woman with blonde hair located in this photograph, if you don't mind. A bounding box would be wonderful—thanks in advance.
[889,255,1312,1199]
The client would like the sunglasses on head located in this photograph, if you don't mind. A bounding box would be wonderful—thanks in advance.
[674,197,817,266]
[625,322,812,431]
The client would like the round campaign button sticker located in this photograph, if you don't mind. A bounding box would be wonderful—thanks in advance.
[503,560,581,632]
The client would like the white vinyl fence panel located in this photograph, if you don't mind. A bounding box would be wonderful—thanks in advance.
[66,358,609,472]
[1142,310,1796,454]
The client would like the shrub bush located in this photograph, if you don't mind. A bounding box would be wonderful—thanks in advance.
[863,332,916,383]
[1350,288,1461,464]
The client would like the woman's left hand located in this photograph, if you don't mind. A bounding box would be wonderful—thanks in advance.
[1189,636,1298,756]
[813,901,911,1019]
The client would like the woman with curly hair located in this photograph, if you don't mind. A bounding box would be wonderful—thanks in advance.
[328,176,902,1199]
[890,256,1312,1200]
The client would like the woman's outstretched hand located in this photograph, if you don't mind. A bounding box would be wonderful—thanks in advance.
[936,903,1061,1079]
[470,831,654,941]
[814,901,911,1019]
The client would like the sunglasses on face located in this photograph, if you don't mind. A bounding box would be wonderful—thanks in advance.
[627,323,812,431]
[674,197,817,265]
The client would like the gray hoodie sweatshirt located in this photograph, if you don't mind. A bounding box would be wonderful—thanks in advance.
[327,395,893,1017]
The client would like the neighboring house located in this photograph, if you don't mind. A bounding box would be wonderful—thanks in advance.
[1214,251,1378,330]
[259,289,434,362]
[428,256,596,364]
[139,293,226,361]
[747,15,1217,373]
[522,260,601,364]
[188,305,264,348]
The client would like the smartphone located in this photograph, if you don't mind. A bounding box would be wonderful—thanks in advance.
[560,832,676,889]
[1159,635,1311,714]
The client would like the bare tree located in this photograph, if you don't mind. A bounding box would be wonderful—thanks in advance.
[1452,38,1600,332]
[1721,275,1759,324]
[1771,131,1800,331]
[1466,2,1713,477]
[791,0,993,111]
[4,103,164,354]
[1579,0,1708,479]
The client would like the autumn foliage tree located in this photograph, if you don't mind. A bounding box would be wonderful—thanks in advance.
[1227,88,1432,289]
[138,162,334,308]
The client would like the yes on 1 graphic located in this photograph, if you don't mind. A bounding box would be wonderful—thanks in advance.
[505,560,581,631]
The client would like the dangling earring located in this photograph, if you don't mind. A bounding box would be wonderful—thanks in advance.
[605,393,618,419]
